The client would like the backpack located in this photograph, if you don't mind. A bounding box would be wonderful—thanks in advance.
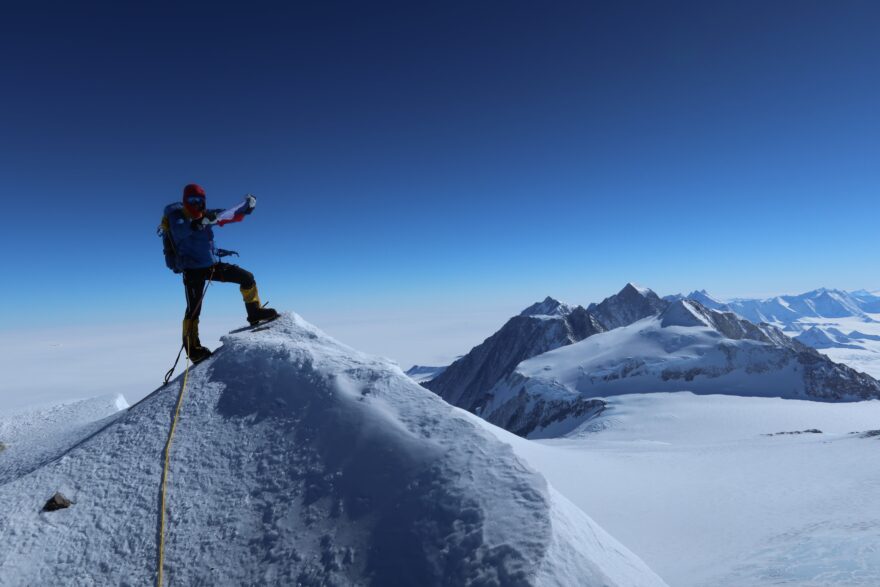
[158,203,183,273]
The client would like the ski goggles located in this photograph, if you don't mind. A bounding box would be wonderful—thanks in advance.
[185,196,206,207]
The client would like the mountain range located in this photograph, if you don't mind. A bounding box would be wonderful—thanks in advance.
[668,287,880,329]
[423,284,880,438]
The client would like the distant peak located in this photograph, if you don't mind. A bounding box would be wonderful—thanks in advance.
[805,287,847,297]
[520,296,571,317]
[660,299,713,328]
[620,282,655,298]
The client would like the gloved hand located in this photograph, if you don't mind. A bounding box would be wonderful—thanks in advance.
[190,210,218,230]
[244,194,257,212]
[217,248,239,258]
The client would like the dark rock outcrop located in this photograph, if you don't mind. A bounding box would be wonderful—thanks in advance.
[42,492,72,512]
[425,299,604,412]
[588,283,669,330]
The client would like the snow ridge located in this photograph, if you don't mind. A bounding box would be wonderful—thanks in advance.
[0,314,665,587]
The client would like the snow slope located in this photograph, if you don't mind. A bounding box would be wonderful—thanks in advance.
[0,394,128,485]
[0,313,665,587]
[483,392,880,587]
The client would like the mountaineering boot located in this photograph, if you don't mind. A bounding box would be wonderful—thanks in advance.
[241,284,279,326]
[246,302,279,325]
[182,318,212,363]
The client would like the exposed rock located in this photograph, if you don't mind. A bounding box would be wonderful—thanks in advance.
[519,296,572,317]
[425,300,604,411]
[588,283,669,330]
[763,429,823,436]
[477,374,607,437]
[42,492,72,512]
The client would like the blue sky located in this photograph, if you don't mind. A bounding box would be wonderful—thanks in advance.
[2,1,879,345]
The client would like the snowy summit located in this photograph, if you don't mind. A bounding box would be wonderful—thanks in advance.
[0,313,665,587]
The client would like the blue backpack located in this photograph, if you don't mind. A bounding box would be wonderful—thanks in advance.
[158,203,183,273]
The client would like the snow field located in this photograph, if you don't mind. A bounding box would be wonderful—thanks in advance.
[480,392,880,587]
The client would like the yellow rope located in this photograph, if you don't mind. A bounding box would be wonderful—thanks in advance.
[156,350,191,587]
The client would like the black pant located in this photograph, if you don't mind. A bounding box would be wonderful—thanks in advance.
[183,263,255,320]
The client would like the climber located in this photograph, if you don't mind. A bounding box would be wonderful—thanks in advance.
[160,183,278,362]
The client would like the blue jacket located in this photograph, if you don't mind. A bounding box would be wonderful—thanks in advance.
[164,203,218,270]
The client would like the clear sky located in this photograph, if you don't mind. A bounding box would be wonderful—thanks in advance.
[2,1,879,368]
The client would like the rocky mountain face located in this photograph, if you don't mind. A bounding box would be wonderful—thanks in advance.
[424,297,605,413]
[424,288,880,439]
[664,299,804,351]
[588,283,669,330]
[425,285,673,417]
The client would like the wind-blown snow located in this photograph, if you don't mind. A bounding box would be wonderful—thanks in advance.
[0,314,665,587]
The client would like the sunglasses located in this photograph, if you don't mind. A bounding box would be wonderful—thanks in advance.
[185,196,206,206]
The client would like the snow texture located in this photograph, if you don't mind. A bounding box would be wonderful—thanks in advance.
[0,313,665,587]
[0,395,128,486]
[487,392,880,587]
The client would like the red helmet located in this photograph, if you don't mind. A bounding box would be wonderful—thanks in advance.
[182,183,206,218]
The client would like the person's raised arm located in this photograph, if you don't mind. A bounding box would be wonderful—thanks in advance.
[214,195,257,227]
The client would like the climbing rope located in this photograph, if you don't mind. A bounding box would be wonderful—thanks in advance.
[156,346,191,587]
[156,266,214,586]
[162,346,185,386]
